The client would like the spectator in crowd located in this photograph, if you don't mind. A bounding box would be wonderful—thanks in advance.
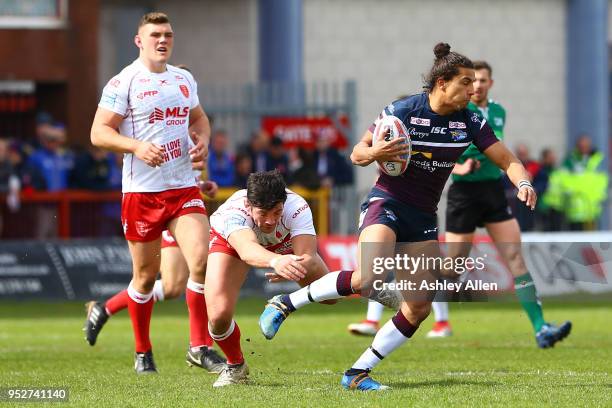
[533,148,563,231]
[70,146,121,190]
[245,130,270,173]
[267,136,289,179]
[207,129,235,187]
[314,133,354,188]
[68,146,122,237]
[533,148,557,195]
[290,148,320,190]
[8,141,45,193]
[515,143,541,179]
[545,134,608,230]
[34,111,54,146]
[27,122,74,192]
[27,121,74,238]
[562,134,601,173]
[0,139,19,194]
[0,138,21,235]
[233,152,252,189]
[100,152,123,237]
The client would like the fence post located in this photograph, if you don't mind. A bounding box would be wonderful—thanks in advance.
[59,195,71,238]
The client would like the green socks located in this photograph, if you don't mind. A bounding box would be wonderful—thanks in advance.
[514,272,546,332]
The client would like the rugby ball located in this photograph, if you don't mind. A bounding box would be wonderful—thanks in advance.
[372,115,411,176]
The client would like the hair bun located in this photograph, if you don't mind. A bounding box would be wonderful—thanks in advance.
[434,42,451,59]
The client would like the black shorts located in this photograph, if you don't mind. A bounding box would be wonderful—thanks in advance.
[445,179,514,233]
[358,188,438,242]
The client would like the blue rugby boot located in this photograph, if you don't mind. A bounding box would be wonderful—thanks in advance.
[259,295,294,340]
[341,369,389,391]
[536,321,572,348]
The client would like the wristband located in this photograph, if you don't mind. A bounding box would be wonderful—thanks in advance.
[518,180,533,189]
[269,257,281,268]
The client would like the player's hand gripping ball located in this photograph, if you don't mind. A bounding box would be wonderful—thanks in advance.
[372,115,411,176]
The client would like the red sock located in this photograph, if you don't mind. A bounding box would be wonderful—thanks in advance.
[186,285,213,348]
[105,289,130,315]
[127,289,154,353]
[212,321,243,365]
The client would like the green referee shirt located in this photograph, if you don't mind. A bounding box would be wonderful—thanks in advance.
[452,99,506,182]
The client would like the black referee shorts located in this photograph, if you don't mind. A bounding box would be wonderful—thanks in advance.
[445,179,514,234]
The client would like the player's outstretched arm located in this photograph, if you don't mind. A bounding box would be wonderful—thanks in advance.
[228,229,307,281]
[91,107,165,167]
[483,142,537,209]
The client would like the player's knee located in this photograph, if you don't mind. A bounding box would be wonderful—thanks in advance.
[207,302,233,327]
[165,274,188,299]
[208,311,233,333]
[506,248,526,273]
[163,284,183,300]
[186,253,207,277]
[132,273,156,292]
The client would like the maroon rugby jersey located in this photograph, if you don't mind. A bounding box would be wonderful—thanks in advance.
[368,93,498,213]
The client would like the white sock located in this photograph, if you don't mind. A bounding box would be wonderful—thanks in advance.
[289,271,344,309]
[187,278,205,294]
[432,302,449,322]
[127,282,154,304]
[352,318,410,371]
[366,300,384,323]
[209,320,235,340]
[152,280,165,302]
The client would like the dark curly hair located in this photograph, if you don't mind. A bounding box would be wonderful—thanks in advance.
[246,170,287,210]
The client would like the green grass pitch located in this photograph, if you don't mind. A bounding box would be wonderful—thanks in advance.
[0,298,610,407]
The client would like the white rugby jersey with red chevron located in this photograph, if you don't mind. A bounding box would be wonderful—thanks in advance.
[209,189,316,252]
[98,59,200,193]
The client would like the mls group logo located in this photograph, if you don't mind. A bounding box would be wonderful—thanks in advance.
[179,85,189,98]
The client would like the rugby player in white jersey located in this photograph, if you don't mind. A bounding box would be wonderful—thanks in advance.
[201,170,341,386]
[205,170,398,387]
[90,12,212,374]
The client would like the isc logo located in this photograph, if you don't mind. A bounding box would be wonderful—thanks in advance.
[431,127,447,134]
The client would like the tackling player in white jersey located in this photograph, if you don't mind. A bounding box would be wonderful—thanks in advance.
[204,170,334,387]
[90,12,212,374]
